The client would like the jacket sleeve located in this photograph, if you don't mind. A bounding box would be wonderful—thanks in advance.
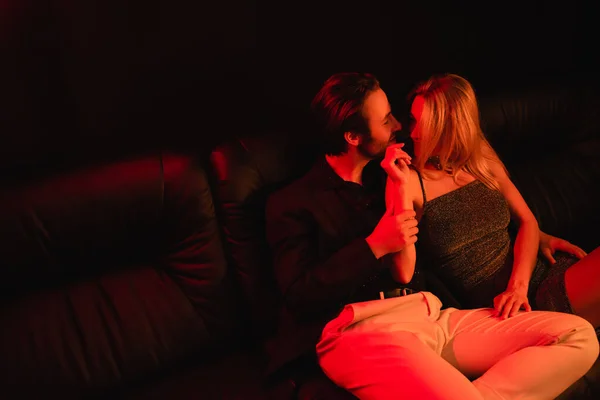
[266,196,383,317]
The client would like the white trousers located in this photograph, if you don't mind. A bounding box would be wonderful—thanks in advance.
[317,292,598,399]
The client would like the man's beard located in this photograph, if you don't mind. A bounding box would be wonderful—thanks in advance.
[357,133,394,159]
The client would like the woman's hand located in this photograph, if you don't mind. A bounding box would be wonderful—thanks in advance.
[494,286,532,319]
[380,143,412,185]
[539,231,587,264]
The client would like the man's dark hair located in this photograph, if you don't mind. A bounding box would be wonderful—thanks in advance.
[310,72,380,156]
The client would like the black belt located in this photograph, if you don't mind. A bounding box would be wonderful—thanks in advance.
[378,287,416,299]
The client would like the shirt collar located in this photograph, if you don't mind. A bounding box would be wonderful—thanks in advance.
[308,156,384,191]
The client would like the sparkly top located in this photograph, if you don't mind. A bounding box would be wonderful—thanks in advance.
[416,173,512,306]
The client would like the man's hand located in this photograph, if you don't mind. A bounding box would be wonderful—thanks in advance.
[539,231,587,265]
[366,209,418,259]
[380,143,412,185]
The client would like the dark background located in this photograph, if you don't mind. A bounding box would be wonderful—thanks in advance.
[1,0,597,178]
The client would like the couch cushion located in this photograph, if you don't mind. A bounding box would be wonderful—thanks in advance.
[478,81,600,158]
[209,132,318,339]
[477,82,600,251]
[117,345,267,400]
[498,147,600,252]
[0,153,238,393]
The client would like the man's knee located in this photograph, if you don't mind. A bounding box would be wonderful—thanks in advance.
[318,331,427,390]
[558,314,599,368]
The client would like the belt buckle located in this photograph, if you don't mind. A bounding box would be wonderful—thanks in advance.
[379,287,414,299]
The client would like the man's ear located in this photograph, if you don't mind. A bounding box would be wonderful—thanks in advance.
[344,131,362,147]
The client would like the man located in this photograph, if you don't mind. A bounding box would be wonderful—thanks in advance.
[265,72,598,399]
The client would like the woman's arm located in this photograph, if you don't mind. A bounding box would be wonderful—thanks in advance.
[486,148,538,317]
[488,159,539,291]
[380,144,419,285]
[539,230,587,264]
[386,176,417,284]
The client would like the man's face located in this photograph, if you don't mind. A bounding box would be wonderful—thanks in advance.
[357,88,402,158]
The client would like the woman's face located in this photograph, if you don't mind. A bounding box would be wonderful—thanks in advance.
[409,95,425,159]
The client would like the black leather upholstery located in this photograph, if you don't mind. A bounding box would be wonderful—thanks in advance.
[0,154,240,397]
[209,133,318,340]
[478,81,600,252]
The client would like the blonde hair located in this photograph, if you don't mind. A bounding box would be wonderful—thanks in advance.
[410,73,507,191]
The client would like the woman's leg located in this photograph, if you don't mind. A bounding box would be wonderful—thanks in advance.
[565,247,600,327]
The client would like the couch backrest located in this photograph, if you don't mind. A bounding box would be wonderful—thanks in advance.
[209,132,318,339]
[0,153,238,393]
[479,80,600,156]
[478,80,600,250]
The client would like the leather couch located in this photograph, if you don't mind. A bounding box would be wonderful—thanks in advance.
[1,78,599,399]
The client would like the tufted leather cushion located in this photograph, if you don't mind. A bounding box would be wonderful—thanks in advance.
[0,153,238,395]
[209,132,318,339]
[478,81,600,251]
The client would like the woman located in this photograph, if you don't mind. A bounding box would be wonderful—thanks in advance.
[383,73,600,326]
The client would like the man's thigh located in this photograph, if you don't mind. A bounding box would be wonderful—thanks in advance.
[319,330,482,400]
[439,308,592,378]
